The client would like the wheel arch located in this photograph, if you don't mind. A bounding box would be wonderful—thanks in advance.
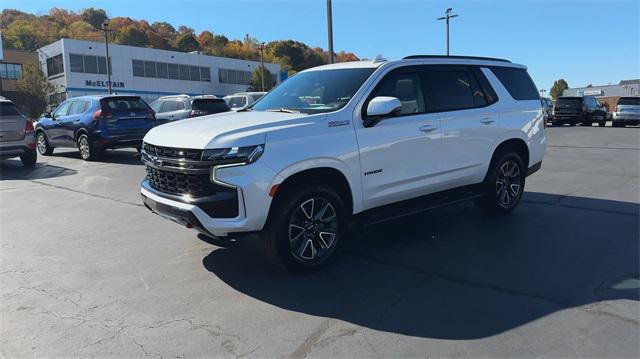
[75,128,89,142]
[485,138,530,181]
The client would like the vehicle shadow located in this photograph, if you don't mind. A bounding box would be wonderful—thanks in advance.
[0,159,77,181]
[202,192,639,339]
[52,148,143,166]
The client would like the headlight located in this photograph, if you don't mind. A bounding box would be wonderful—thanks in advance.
[201,145,264,165]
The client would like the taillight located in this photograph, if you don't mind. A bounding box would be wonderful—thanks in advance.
[25,120,34,133]
[93,109,113,121]
[146,108,155,120]
[582,105,587,112]
[190,110,207,117]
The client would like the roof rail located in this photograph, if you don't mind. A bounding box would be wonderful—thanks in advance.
[403,55,511,63]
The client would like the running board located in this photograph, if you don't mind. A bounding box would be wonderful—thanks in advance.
[356,184,484,226]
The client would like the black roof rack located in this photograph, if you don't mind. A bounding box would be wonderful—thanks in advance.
[403,55,511,63]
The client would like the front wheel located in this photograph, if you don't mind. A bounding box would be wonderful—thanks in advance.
[263,184,346,272]
[477,152,525,214]
[77,134,98,161]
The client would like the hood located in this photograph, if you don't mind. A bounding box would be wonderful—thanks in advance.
[143,110,311,149]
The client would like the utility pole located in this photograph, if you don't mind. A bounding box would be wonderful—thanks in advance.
[100,21,113,94]
[437,8,459,56]
[326,0,334,64]
[259,42,265,92]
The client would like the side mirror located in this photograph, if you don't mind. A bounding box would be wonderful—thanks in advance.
[43,112,52,119]
[364,96,402,127]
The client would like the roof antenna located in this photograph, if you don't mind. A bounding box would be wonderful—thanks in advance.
[372,54,387,63]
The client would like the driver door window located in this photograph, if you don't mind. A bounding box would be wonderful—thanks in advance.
[370,72,426,115]
[53,101,72,117]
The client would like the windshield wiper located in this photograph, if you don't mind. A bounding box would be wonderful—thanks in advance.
[265,108,301,114]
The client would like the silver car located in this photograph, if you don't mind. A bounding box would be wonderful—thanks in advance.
[223,92,266,111]
[612,96,640,127]
[0,97,37,166]
[150,95,230,125]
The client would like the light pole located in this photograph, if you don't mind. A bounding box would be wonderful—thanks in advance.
[327,0,334,64]
[100,21,113,94]
[437,8,459,56]
[259,42,265,92]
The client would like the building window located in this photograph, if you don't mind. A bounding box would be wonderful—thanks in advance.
[0,63,23,79]
[144,61,157,78]
[168,63,179,80]
[219,68,252,85]
[189,65,200,81]
[157,62,168,79]
[46,54,64,77]
[179,64,189,81]
[70,54,111,75]
[200,67,210,82]
[131,59,210,82]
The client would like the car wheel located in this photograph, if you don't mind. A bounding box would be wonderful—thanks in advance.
[264,183,346,272]
[20,148,37,166]
[36,132,53,155]
[477,151,525,214]
[77,134,98,161]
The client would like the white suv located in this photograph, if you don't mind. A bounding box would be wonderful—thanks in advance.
[141,55,546,271]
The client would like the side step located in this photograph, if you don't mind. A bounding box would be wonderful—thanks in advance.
[356,184,484,226]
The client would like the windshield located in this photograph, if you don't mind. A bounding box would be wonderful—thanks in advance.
[618,97,640,106]
[252,68,375,114]
[226,96,247,109]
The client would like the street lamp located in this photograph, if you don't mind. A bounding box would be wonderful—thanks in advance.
[437,8,459,56]
[100,21,113,94]
[258,42,265,92]
[327,0,334,64]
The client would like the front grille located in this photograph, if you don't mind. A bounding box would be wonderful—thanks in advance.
[143,143,203,161]
[146,166,222,198]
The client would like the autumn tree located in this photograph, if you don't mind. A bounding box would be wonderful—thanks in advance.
[3,20,40,50]
[115,25,148,47]
[80,8,108,29]
[175,33,200,52]
[16,63,56,118]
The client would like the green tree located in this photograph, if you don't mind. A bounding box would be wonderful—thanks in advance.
[3,20,39,50]
[550,79,569,100]
[248,66,276,92]
[175,33,200,52]
[115,25,148,47]
[16,63,56,118]
[80,8,108,29]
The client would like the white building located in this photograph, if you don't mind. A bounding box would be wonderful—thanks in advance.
[37,39,281,104]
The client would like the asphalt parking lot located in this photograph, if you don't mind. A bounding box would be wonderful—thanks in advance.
[1,126,638,358]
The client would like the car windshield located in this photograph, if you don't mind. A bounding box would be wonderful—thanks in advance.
[252,68,375,114]
[226,96,247,109]
[618,97,640,106]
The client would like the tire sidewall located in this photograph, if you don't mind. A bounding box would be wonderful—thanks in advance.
[484,152,526,212]
[268,184,347,272]
[77,134,92,160]
[36,132,50,155]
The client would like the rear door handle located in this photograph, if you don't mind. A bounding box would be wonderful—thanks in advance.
[419,125,437,133]
[480,118,495,125]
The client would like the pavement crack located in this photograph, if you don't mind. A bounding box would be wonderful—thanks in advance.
[286,318,335,359]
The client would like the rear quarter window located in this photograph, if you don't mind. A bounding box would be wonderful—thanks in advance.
[490,67,540,100]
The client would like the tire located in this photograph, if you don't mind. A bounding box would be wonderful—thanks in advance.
[36,131,53,156]
[477,151,526,214]
[77,134,98,161]
[263,183,347,273]
[20,148,37,166]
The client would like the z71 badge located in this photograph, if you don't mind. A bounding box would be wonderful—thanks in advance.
[328,120,350,127]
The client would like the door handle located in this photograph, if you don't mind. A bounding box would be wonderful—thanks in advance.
[480,118,495,125]
[419,125,437,133]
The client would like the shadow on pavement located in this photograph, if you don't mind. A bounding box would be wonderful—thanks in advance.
[0,159,77,181]
[52,148,143,166]
[202,192,639,339]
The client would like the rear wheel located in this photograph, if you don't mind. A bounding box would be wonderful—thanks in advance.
[77,134,98,161]
[477,152,525,214]
[20,148,37,166]
[263,183,346,272]
[36,132,53,155]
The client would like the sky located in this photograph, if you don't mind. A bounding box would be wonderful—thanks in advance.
[3,0,639,91]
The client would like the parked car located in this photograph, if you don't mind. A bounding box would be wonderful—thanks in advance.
[223,92,266,110]
[541,97,553,123]
[552,96,607,127]
[0,97,37,166]
[140,55,546,272]
[150,95,229,125]
[35,95,156,161]
[612,96,640,127]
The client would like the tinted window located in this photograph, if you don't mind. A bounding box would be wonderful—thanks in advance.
[556,98,583,108]
[84,56,98,74]
[370,70,425,115]
[0,102,24,117]
[46,54,64,77]
[144,61,157,78]
[490,67,539,100]
[618,97,640,106]
[253,68,374,114]
[472,67,498,105]
[101,97,149,112]
[132,60,145,77]
[160,101,176,112]
[192,99,229,113]
[428,68,478,111]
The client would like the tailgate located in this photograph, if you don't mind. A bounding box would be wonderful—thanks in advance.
[100,97,155,135]
[0,103,27,142]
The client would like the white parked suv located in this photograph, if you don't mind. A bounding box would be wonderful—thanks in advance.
[141,55,546,271]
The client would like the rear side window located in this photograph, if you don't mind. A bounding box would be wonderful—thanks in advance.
[490,67,539,100]
[427,66,486,111]
[192,99,229,113]
[618,97,640,106]
[102,97,149,111]
[0,102,24,117]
